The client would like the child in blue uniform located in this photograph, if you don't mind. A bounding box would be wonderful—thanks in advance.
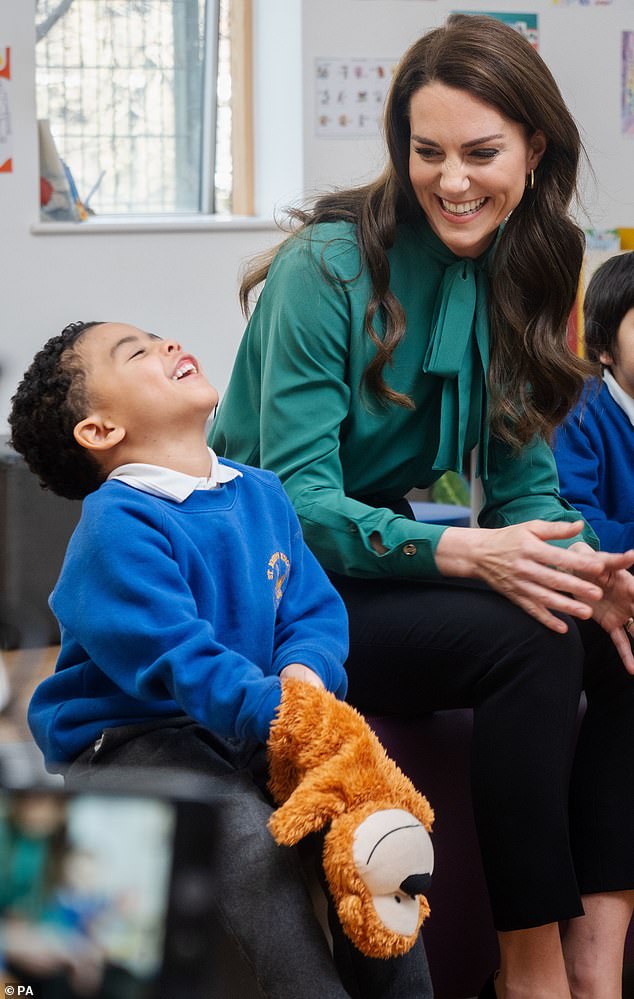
[9,321,433,999]
[553,252,634,552]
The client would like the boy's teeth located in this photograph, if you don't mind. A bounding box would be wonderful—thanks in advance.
[441,197,486,216]
[172,362,196,380]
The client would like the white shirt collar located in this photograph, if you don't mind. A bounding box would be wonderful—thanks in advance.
[603,368,634,428]
[107,448,242,503]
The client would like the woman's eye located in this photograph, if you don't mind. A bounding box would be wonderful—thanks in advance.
[129,349,145,360]
[470,148,499,160]
[414,147,440,160]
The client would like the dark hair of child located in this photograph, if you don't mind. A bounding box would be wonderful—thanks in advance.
[583,251,634,364]
[9,321,105,501]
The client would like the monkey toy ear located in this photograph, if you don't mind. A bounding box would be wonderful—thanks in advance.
[267,769,348,845]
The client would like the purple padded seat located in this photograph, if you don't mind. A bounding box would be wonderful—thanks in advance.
[367,709,634,999]
[368,710,498,999]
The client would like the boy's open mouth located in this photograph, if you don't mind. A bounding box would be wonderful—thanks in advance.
[172,358,198,380]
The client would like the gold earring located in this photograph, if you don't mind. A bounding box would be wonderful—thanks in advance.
[526,169,535,190]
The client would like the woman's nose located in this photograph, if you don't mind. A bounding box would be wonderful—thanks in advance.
[439,161,470,195]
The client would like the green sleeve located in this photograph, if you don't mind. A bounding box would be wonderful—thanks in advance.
[246,233,448,579]
[479,434,599,549]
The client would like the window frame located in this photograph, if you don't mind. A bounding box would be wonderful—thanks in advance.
[33,0,255,224]
[229,0,254,216]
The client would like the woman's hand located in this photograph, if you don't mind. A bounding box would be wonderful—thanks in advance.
[435,519,634,638]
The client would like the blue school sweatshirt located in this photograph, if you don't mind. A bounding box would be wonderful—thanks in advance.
[553,377,634,552]
[28,461,348,771]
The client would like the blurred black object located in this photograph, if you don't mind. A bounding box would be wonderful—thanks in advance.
[0,773,264,999]
[0,435,81,649]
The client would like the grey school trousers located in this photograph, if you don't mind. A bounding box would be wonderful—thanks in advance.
[65,718,434,999]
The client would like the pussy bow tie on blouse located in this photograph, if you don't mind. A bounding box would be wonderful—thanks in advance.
[423,257,490,476]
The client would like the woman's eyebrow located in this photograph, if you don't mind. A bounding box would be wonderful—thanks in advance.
[462,133,504,148]
[411,135,441,147]
[411,133,505,148]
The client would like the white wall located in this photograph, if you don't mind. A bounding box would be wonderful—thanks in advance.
[0,0,301,432]
[1,0,633,432]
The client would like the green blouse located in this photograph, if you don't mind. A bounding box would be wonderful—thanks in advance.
[210,218,596,578]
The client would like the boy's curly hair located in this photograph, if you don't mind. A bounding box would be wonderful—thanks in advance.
[9,322,106,500]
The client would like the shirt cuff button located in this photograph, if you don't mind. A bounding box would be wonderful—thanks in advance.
[402,543,417,556]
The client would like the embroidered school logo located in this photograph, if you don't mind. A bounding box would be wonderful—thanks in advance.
[267,551,290,607]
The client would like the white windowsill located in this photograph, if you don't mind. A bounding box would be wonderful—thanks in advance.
[31,214,278,235]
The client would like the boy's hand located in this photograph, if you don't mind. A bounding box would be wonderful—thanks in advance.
[570,541,634,673]
[279,663,325,689]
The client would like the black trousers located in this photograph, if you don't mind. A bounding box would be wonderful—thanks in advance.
[328,570,634,932]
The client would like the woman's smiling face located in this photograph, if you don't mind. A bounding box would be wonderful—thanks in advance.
[408,81,546,259]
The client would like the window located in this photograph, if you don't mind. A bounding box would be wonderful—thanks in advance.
[35,0,240,217]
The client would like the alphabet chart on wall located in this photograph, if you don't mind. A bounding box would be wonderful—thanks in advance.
[314,57,397,137]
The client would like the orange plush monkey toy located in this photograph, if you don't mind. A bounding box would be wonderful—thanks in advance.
[267,679,434,959]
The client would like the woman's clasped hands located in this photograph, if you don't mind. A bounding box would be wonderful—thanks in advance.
[435,519,634,671]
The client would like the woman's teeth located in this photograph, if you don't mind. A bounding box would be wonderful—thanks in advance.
[440,197,486,216]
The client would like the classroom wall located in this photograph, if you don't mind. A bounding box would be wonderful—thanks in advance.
[301,0,634,229]
[0,0,301,433]
[1,0,633,432]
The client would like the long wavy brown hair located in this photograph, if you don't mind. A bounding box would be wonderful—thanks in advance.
[240,14,596,448]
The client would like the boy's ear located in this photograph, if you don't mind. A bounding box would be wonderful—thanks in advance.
[74,415,126,452]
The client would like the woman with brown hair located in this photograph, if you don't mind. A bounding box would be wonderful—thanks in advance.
[211,15,634,997]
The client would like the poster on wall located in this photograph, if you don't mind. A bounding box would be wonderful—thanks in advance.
[623,32,634,137]
[457,11,539,48]
[314,57,397,138]
[0,47,12,173]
